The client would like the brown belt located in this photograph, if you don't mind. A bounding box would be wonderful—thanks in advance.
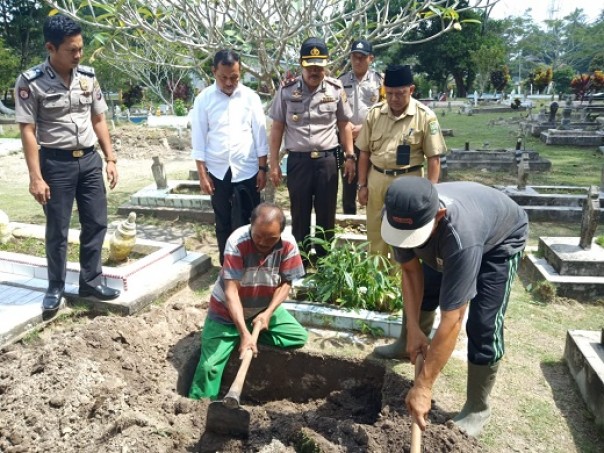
[372,164,423,176]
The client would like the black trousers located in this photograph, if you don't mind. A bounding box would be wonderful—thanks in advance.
[287,152,338,258]
[419,250,523,365]
[341,147,360,215]
[209,169,260,265]
[41,150,107,289]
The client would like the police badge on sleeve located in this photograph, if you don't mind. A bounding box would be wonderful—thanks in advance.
[18,87,30,100]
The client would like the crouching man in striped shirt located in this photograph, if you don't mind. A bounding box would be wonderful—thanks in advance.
[189,202,308,399]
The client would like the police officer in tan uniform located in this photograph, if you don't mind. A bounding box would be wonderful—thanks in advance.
[356,65,446,257]
[269,37,355,261]
[15,15,120,312]
[338,39,382,215]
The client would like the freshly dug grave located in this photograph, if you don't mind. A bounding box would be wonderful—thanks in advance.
[0,298,481,453]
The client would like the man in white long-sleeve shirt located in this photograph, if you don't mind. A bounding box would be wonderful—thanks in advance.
[191,49,269,265]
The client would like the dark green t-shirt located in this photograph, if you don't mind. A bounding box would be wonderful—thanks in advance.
[393,182,529,311]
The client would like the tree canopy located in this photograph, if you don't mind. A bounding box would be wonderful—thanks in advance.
[44,0,501,94]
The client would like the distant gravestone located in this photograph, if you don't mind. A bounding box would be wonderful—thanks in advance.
[517,151,530,191]
[579,185,600,250]
[560,96,572,130]
[548,102,559,123]
[439,155,448,182]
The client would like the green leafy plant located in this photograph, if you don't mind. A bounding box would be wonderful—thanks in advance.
[301,229,402,313]
[596,236,604,247]
[354,320,385,338]
[173,99,187,116]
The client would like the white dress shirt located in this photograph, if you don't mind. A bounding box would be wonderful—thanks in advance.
[191,82,268,181]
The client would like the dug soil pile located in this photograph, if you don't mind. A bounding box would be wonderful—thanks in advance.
[0,291,481,452]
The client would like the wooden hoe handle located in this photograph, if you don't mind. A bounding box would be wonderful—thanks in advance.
[223,322,262,409]
[411,353,424,453]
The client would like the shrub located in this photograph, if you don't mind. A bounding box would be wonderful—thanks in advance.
[173,99,187,116]
[301,229,402,313]
[122,84,144,109]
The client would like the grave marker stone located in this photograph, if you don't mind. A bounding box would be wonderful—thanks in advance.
[517,151,530,190]
[579,185,599,250]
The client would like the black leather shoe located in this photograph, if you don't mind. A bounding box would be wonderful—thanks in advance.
[42,286,64,311]
[78,284,120,301]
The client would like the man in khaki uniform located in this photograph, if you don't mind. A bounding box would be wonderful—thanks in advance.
[356,64,446,257]
[338,39,382,215]
[15,15,119,313]
[269,37,355,262]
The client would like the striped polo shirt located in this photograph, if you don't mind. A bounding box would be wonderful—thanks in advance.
[208,225,305,324]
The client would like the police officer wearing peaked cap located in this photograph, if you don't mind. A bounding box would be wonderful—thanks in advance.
[268,37,355,262]
[338,38,383,215]
[15,15,120,313]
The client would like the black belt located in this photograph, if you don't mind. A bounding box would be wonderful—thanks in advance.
[372,164,423,176]
[288,147,338,159]
[40,146,95,160]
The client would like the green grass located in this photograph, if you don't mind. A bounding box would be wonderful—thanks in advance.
[439,109,603,188]
[0,124,20,139]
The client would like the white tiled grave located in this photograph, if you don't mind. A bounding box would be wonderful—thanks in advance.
[0,222,211,348]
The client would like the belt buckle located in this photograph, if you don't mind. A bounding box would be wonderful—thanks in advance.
[72,150,84,158]
[310,150,320,159]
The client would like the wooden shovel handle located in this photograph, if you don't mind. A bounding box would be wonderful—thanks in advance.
[411,353,424,453]
[223,321,262,409]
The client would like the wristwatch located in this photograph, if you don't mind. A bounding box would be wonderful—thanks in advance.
[258,165,269,172]
[357,183,367,190]
[105,157,117,163]
[345,154,357,162]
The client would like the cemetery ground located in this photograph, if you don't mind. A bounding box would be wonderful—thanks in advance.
[0,111,603,452]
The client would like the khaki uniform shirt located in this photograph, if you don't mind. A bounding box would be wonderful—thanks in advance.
[268,76,352,152]
[15,59,108,150]
[338,69,382,125]
[356,97,446,169]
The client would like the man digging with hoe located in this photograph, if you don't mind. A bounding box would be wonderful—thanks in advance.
[377,177,528,437]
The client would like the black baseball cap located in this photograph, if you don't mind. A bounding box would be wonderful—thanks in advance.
[381,177,439,248]
[350,39,373,55]
[384,65,414,87]
[300,37,329,67]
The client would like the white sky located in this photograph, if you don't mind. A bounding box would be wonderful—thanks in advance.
[490,0,604,24]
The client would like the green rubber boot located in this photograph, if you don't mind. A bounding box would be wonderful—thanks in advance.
[373,310,436,359]
[452,362,500,437]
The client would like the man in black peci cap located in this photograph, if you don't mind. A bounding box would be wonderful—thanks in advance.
[356,64,446,259]
[337,39,383,215]
[269,37,354,264]
[378,176,528,438]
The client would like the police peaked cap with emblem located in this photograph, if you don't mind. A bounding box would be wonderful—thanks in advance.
[300,37,329,67]
[350,39,373,55]
[384,64,414,87]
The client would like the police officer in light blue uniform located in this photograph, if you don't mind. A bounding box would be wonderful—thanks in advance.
[15,15,120,312]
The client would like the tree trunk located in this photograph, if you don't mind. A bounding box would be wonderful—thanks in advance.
[453,73,467,98]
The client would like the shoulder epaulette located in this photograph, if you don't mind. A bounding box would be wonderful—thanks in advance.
[77,65,95,77]
[337,70,351,81]
[370,102,385,111]
[325,77,343,89]
[282,77,299,88]
[22,68,44,82]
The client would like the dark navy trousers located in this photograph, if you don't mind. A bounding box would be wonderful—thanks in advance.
[41,150,107,289]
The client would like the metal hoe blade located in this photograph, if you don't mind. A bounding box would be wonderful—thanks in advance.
[206,401,251,438]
